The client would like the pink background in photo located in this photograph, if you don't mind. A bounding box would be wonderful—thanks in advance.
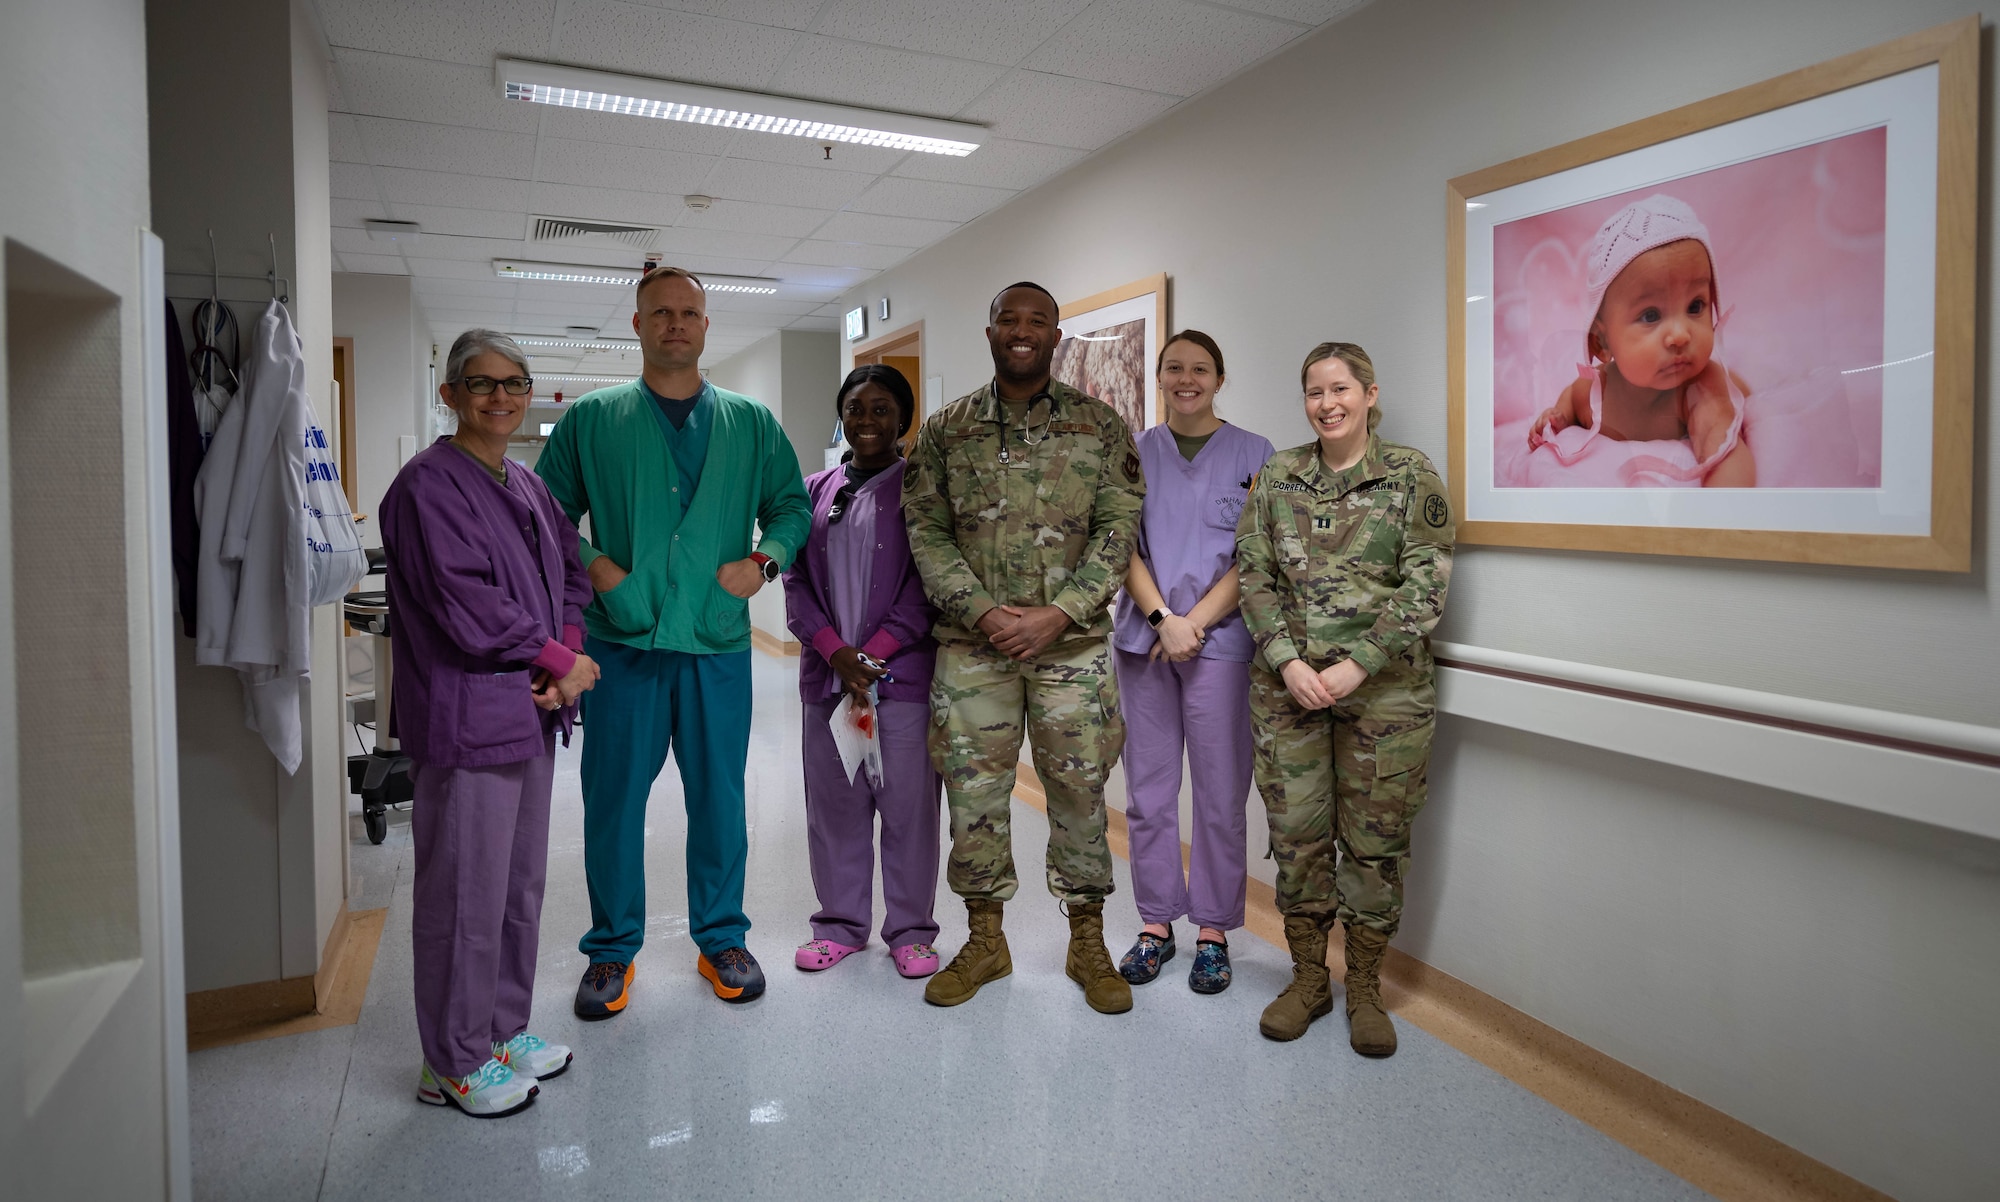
[1491,128,1887,488]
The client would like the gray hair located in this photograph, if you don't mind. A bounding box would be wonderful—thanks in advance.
[444,328,529,382]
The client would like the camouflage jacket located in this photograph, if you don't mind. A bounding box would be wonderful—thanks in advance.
[1236,435,1454,677]
[902,378,1146,644]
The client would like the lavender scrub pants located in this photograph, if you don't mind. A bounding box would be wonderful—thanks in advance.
[411,731,555,1078]
[802,696,942,949]
[1114,650,1252,931]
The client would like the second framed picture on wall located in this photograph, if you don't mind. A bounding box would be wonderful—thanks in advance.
[1448,18,1977,571]
[1052,272,1167,434]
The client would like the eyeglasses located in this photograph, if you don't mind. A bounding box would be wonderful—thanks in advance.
[456,375,534,395]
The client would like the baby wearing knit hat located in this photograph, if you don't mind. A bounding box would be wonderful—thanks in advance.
[1528,194,1756,487]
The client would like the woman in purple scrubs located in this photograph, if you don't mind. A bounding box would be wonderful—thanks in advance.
[1113,331,1275,993]
[381,330,598,1118]
[784,365,944,979]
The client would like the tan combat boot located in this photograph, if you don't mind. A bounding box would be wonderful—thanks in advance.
[1063,902,1133,1014]
[1344,924,1397,1057]
[1258,916,1333,1041]
[923,899,1012,1007]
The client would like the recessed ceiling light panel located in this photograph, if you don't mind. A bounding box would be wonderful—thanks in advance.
[494,260,781,295]
[497,58,985,157]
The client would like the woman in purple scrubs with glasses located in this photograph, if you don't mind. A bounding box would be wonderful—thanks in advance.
[1113,331,1273,994]
[784,365,944,979]
[382,330,598,1117]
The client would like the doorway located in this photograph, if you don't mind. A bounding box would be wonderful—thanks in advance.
[850,321,923,453]
[331,337,357,513]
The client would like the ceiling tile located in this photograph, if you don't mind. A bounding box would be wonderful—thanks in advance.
[374,166,532,210]
[553,0,801,87]
[813,0,1095,66]
[330,197,388,227]
[713,129,908,177]
[494,281,633,306]
[626,0,825,31]
[892,137,1085,190]
[516,297,623,317]
[703,296,821,316]
[958,70,1177,149]
[330,161,379,200]
[652,227,799,261]
[351,117,539,178]
[536,106,740,156]
[329,113,367,163]
[529,182,691,229]
[771,264,871,290]
[368,203,529,241]
[403,257,510,280]
[331,226,392,256]
[675,198,832,238]
[781,240,911,270]
[330,49,543,134]
[1218,0,1369,23]
[813,302,847,316]
[773,36,1006,117]
[699,158,875,210]
[1023,0,1303,94]
[340,253,411,275]
[414,277,524,299]
[786,314,842,331]
[536,138,716,197]
[406,234,541,263]
[317,0,555,67]
[809,210,957,247]
[848,176,1015,223]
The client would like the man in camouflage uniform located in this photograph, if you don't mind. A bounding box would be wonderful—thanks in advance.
[1236,342,1453,1055]
[902,281,1146,1015]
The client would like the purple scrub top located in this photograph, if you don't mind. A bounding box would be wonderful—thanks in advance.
[1113,421,1275,662]
[380,438,592,768]
[784,458,937,704]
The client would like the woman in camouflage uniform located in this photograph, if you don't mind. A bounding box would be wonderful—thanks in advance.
[1235,342,1454,1055]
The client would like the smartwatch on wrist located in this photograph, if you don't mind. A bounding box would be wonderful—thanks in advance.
[750,551,781,582]
[1147,607,1171,628]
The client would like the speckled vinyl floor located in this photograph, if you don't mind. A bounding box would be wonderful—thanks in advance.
[190,653,1714,1202]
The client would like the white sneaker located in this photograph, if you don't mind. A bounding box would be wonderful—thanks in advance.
[417,1058,536,1118]
[495,1032,573,1080]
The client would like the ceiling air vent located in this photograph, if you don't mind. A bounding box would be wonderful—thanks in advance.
[531,217,660,250]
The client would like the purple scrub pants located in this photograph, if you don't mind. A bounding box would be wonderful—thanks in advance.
[802,696,942,948]
[411,731,554,1078]
[1115,650,1252,931]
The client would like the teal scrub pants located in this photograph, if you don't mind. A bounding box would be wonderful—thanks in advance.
[578,637,753,963]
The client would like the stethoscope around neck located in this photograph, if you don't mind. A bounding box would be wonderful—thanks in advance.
[996,385,1055,464]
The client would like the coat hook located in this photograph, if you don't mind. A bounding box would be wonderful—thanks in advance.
[208,228,220,298]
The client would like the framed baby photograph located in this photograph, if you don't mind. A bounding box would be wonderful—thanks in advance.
[1446,18,1977,570]
[1052,272,1168,434]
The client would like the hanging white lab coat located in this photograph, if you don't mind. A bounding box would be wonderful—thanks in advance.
[191,300,330,773]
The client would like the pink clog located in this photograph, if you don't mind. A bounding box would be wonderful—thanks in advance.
[892,943,940,979]
[794,938,862,971]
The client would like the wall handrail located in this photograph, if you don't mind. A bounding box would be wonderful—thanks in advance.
[1432,641,2000,764]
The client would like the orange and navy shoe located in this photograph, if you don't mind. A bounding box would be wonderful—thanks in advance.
[574,960,633,1020]
[697,947,766,1003]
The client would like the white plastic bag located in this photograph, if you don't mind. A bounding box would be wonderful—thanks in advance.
[304,420,367,606]
[829,691,885,788]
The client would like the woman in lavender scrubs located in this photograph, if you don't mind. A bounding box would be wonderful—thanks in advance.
[1113,331,1275,993]
[381,330,599,1118]
[784,365,944,979]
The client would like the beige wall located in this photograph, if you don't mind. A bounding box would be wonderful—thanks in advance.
[333,272,431,542]
[839,3,2000,1198]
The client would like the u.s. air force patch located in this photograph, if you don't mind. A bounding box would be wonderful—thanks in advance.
[1424,493,1449,528]
[1123,452,1141,482]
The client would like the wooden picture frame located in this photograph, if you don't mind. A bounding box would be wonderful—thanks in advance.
[1447,18,1977,570]
[1053,272,1168,432]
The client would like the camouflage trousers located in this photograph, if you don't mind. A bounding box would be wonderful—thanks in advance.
[928,637,1124,903]
[1249,661,1435,935]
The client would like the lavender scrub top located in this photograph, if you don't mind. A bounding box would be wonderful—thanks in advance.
[1112,421,1275,662]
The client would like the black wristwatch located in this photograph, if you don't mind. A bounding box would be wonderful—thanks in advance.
[1147,607,1171,628]
[751,552,781,582]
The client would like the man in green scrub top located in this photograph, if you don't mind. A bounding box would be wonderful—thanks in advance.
[539,266,811,1017]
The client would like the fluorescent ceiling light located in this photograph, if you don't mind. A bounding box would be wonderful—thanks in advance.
[493,260,780,295]
[496,58,985,157]
[535,374,632,384]
[512,336,640,351]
